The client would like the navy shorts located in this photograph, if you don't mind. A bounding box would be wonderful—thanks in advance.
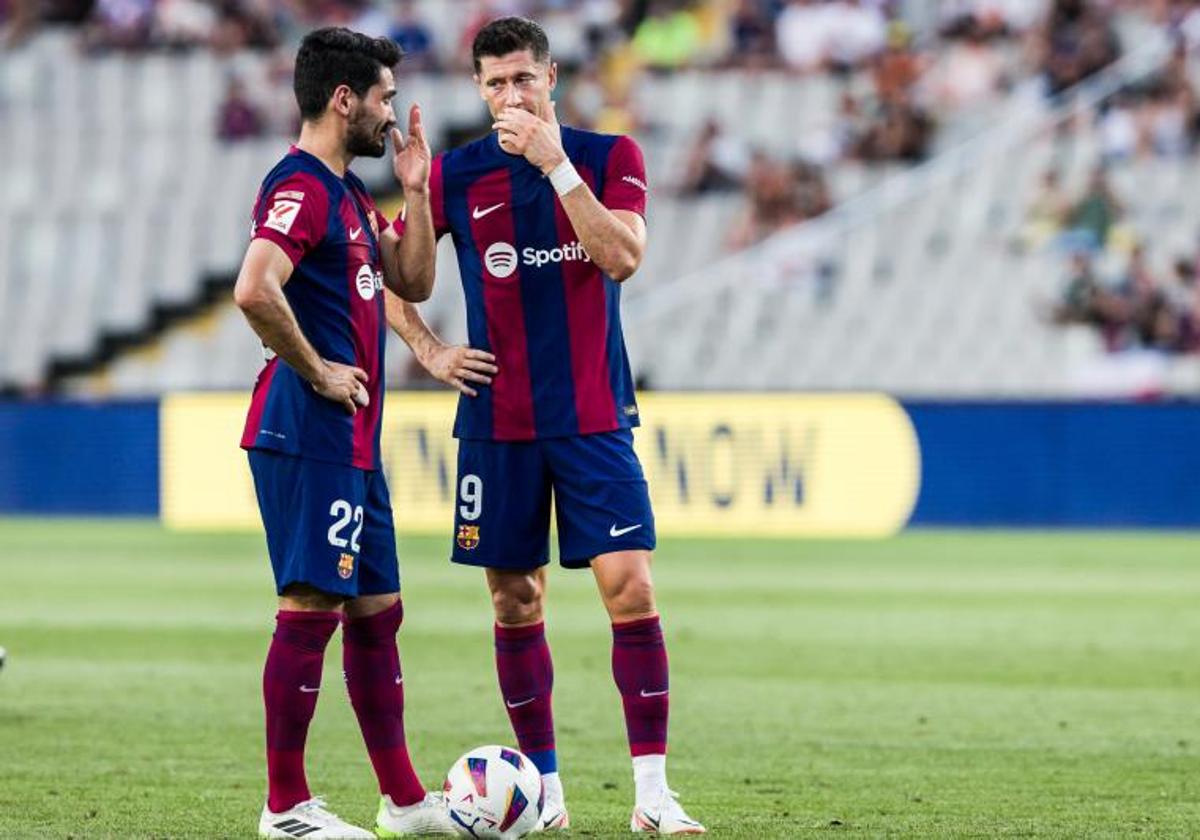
[451,429,656,570]
[248,449,400,598]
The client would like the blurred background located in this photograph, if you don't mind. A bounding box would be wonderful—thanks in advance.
[4,0,1200,527]
[4,0,1200,397]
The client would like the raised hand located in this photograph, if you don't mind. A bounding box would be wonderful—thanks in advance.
[313,360,369,414]
[392,103,431,195]
[493,101,566,174]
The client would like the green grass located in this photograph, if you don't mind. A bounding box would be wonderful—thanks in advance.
[1,521,1199,838]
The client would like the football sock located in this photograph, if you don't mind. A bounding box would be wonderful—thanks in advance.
[633,754,669,804]
[495,622,557,775]
[342,601,427,807]
[263,609,340,813]
[612,616,669,758]
[541,771,564,806]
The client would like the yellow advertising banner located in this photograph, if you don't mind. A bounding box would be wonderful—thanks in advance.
[161,392,920,537]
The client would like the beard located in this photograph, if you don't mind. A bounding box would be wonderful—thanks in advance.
[347,111,388,158]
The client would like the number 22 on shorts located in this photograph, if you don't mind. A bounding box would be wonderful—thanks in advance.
[327,499,363,552]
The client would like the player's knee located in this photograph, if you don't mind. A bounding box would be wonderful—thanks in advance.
[605,575,656,621]
[491,576,544,625]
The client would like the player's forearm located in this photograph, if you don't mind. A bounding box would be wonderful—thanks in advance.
[559,187,642,281]
[388,192,436,302]
[235,281,327,384]
[384,289,441,365]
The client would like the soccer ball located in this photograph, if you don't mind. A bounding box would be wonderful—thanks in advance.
[443,745,544,839]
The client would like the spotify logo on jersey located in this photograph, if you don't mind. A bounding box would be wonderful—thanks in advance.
[484,242,519,278]
[356,264,382,300]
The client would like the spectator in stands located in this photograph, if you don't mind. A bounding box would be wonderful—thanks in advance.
[727,0,777,69]
[83,0,155,50]
[856,89,936,162]
[1053,250,1127,344]
[926,19,1007,110]
[387,0,438,71]
[871,23,925,104]
[1117,244,1178,350]
[631,0,705,71]
[1097,93,1139,162]
[775,0,828,72]
[216,76,267,142]
[152,0,217,48]
[1019,168,1070,250]
[678,118,751,194]
[1039,0,1120,96]
[1061,166,1123,252]
[726,150,830,249]
[1168,256,1200,350]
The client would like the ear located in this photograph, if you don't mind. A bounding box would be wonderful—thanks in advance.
[547,61,557,92]
[331,84,355,117]
[474,74,487,102]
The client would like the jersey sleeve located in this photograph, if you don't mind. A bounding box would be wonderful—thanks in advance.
[600,135,648,218]
[389,153,448,240]
[251,172,329,265]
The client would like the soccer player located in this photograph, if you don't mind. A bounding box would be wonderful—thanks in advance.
[234,27,457,839]
[391,16,705,835]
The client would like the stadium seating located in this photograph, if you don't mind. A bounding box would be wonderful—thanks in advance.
[8,6,1200,398]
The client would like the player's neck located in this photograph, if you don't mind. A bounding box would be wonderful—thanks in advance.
[296,123,351,178]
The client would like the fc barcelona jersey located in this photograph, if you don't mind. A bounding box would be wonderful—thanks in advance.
[428,127,648,441]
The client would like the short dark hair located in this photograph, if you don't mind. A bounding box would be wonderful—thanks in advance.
[471,17,550,74]
[294,27,403,121]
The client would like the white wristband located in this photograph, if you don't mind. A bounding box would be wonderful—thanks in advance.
[548,159,583,196]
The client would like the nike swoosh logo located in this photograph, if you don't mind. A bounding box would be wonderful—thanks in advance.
[472,202,505,220]
[349,226,362,240]
[506,696,536,708]
[610,523,643,537]
[640,688,669,698]
[299,685,320,693]
[395,675,403,685]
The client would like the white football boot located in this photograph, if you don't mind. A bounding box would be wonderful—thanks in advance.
[533,773,569,831]
[630,789,705,835]
[258,797,375,839]
[533,800,570,831]
[374,792,457,837]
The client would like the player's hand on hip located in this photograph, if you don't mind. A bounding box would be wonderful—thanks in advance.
[493,102,566,174]
[313,361,369,414]
[392,103,431,195]
[424,343,498,398]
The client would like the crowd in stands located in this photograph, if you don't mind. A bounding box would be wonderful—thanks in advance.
[1040,160,1200,356]
[7,0,1197,261]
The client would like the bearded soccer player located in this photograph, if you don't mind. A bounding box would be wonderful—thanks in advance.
[234,27,458,839]
[390,16,704,835]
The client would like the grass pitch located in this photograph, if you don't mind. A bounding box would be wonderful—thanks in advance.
[0,520,1198,838]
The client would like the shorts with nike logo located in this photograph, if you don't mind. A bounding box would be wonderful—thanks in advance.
[451,429,656,569]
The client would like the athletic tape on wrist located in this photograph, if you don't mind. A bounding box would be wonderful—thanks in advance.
[548,160,583,197]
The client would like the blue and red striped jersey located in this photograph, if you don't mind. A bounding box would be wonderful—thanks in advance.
[240,147,394,471]
[428,126,648,441]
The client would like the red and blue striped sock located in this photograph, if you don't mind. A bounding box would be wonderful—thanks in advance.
[343,601,427,807]
[612,615,669,757]
[495,622,558,774]
[263,610,339,813]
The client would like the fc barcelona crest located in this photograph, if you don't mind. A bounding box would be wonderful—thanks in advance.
[457,524,480,550]
[337,552,355,579]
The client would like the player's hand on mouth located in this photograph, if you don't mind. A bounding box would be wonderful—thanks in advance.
[424,343,498,398]
[493,102,566,174]
[313,360,370,414]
